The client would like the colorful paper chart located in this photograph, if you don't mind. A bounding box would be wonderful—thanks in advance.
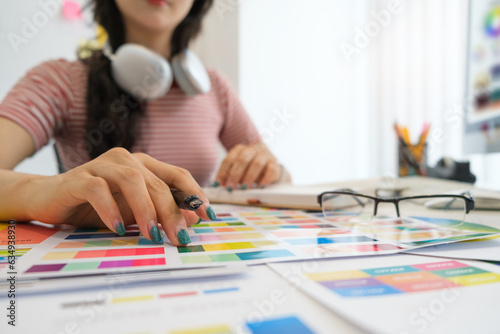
[14,262,338,334]
[167,316,314,334]
[326,214,500,247]
[0,221,58,245]
[308,260,500,298]
[5,209,500,278]
[0,248,30,271]
[269,255,500,334]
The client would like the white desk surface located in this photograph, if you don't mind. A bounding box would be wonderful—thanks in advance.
[3,176,499,334]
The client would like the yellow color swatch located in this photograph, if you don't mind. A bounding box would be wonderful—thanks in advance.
[203,243,231,252]
[42,251,78,260]
[170,325,233,334]
[448,273,500,286]
[112,295,154,304]
[206,223,228,227]
[251,241,276,248]
[111,239,139,246]
[307,270,370,282]
[219,234,244,240]
[227,242,254,250]
[234,227,254,232]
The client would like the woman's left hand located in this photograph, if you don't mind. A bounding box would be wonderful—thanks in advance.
[214,142,285,190]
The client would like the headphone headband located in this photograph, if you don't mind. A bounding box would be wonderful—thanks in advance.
[103,42,211,100]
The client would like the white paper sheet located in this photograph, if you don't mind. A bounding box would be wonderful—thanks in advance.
[269,254,500,334]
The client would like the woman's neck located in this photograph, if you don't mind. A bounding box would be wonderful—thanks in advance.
[124,23,173,59]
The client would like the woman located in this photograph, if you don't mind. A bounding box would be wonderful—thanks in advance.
[0,0,287,246]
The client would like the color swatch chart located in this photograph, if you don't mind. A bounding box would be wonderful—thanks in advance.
[0,220,58,246]
[321,213,500,247]
[307,260,500,298]
[8,209,407,278]
[269,254,500,334]
[15,265,337,334]
[11,209,500,278]
[0,248,30,271]
[164,316,314,334]
[175,210,405,267]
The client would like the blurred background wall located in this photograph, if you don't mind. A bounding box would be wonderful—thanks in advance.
[2,0,500,189]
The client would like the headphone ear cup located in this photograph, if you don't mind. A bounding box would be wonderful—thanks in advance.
[172,50,211,96]
[111,44,173,100]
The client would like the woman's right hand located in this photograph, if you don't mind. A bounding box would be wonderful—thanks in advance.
[26,148,216,246]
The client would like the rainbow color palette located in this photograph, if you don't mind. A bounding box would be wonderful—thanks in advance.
[25,257,166,273]
[485,7,500,37]
[308,260,500,298]
[42,247,164,260]
[180,249,294,264]
[329,215,500,248]
[66,231,141,239]
[271,229,351,238]
[0,248,30,270]
[110,286,241,305]
[191,227,255,234]
[262,223,344,230]
[192,222,246,227]
[55,238,158,248]
[269,254,500,334]
[178,241,276,253]
[191,233,265,242]
[166,315,314,334]
[12,208,500,277]
[285,235,375,246]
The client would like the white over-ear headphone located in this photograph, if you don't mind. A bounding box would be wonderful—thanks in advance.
[103,43,211,100]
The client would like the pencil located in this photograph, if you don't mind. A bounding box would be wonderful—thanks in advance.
[170,190,203,211]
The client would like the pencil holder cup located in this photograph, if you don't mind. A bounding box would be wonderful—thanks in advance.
[398,141,427,177]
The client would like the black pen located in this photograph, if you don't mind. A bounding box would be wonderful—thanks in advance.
[170,190,203,211]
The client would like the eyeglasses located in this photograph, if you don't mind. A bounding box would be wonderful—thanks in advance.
[317,189,475,228]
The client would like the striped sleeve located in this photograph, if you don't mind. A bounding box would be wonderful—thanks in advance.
[0,60,75,150]
[211,71,262,150]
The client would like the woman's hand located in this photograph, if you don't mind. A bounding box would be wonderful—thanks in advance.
[214,142,288,191]
[26,148,216,246]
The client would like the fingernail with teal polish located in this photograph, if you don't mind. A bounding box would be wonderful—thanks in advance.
[115,222,126,236]
[177,229,191,245]
[206,206,217,220]
[150,225,162,243]
[227,186,233,192]
[260,185,266,189]
[211,181,219,188]
[195,217,203,225]
[153,237,164,244]
[241,184,247,190]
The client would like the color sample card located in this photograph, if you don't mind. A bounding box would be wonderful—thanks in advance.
[308,260,500,298]
[0,248,30,271]
[327,214,500,247]
[7,207,500,278]
[13,266,340,334]
[167,315,315,334]
[245,316,314,334]
[0,221,58,246]
[270,254,500,334]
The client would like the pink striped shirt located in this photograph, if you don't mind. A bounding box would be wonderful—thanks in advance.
[0,60,261,186]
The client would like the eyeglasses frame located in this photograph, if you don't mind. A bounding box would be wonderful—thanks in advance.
[317,189,475,218]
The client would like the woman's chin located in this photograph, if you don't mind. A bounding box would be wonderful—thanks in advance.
[135,17,175,33]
